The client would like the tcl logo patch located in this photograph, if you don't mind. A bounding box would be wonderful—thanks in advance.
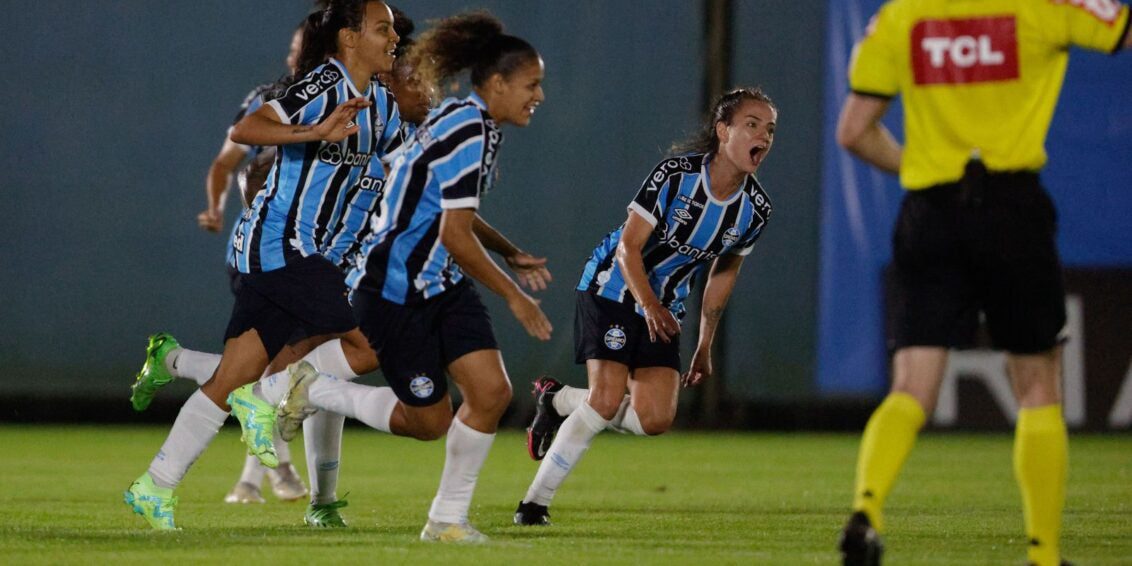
[911,17,1019,85]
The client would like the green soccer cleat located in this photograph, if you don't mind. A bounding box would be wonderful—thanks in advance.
[277,361,320,442]
[420,519,488,543]
[130,333,181,412]
[123,472,179,530]
[228,384,279,469]
[304,499,349,528]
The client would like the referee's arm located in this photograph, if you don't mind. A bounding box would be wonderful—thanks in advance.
[836,93,902,175]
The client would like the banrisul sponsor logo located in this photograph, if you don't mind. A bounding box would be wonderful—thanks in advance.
[319,142,372,167]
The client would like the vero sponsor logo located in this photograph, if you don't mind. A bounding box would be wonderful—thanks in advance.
[911,16,1019,85]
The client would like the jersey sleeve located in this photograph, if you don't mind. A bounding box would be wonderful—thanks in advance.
[730,224,766,257]
[266,67,340,126]
[228,87,266,153]
[378,90,406,164]
[1040,0,1131,53]
[848,1,902,98]
[433,111,491,211]
[627,160,676,227]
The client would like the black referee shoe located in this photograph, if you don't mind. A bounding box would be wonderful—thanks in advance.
[526,375,566,461]
[839,511,883,566]
[514,500,551,526]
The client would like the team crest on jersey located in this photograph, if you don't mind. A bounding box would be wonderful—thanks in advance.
[604,326,627,350]
[409,375,435,398]
[596,270,612,285]
[722,227,741,247]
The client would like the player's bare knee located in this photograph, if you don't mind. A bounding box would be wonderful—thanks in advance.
[587,394,622,421]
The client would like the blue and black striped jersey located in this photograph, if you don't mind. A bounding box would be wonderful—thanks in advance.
[577,153,772,320]
[228,83,274,160]
[346,93,502,305]
[227,58,404,273]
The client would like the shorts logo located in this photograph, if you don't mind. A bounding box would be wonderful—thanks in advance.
[722,227,741,247]
[604,326,627,351]
[911,17,1019,85]
[409,375,434,399]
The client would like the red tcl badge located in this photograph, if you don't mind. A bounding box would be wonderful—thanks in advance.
[911,16,1019,85]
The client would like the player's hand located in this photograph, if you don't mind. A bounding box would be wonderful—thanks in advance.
[197,208,223,233]
[314,97,371,142]
[508,292,553,341]
[681,346,712,387]
[642,302,680,344]
[506,252,552,292]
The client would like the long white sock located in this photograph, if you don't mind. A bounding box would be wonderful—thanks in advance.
[238,453,267,487]
[274,427,292,462]
[307,377,397,432]
[256,339,361,406]
[166,348,221,386]
[607,398,648,435]
[147,389,228,489]
[428,417,496,524]
[552,385,588,416]
[304,410,346,505]
[523,402,608,506]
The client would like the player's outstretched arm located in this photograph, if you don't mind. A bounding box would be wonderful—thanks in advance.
[683,253,745,387]
[442,208,552,341]
[472,214,552,291]
[230,97,371,146]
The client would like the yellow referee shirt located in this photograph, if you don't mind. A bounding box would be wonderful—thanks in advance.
[850,0,1130,189]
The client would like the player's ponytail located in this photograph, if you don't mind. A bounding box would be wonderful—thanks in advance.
[293,0,369,80]
[670,87,776,156]
[412,11,539,95]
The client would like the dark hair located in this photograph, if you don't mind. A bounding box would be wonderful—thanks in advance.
[670,87,776,156]
[293,0,374,80]
[412,11,539,94]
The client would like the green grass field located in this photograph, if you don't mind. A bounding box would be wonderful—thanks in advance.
[0,426,1128,565]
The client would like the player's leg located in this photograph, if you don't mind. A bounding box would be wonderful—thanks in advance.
[125,327,272,530]
[418,349,509,543]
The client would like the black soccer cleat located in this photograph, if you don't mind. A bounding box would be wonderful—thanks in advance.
[514,500,551,526]
[526,375,566,461]
[839,511,883,566]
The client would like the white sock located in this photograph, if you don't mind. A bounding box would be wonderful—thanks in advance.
[238,453,267,487]
[607,398,648,435]
[428,417,496,524]
[552,385,588,416]
[274,427,292,463]
[523,402,608,506]
[308,377,397,432]
[166,348,221,386]
[304,410,346,505]
[147,389,228,489]
[303,339,359,379]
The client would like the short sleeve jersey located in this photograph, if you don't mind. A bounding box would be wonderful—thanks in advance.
[850,0,1130,189]
[228,83,274,160]
[346,93,502,305]
[577,153,773,320]
[227,58,404,273]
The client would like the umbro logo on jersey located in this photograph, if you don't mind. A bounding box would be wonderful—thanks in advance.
[911,17,1019,85]
[674,208,694,221]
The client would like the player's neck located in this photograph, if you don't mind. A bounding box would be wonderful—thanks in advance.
[335,54,373,95]
[707,155,744,200]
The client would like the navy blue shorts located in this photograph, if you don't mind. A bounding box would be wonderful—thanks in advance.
[888,169,1066,354]
[352,280,498,407]
[224,255,356,360]
[574,291,681,371]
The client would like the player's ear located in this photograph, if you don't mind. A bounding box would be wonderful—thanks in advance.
[488,72,507,96]
[715,120,729,145]
[338,26,358,50]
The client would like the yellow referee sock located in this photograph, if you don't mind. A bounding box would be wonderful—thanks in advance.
[1014,404,1068,566]
[852,392,926,532]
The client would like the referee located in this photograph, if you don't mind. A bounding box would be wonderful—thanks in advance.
[835,1,1130,565]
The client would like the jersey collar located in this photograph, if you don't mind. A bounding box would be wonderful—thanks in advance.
[328,57,372,99]
[701,152,747,205]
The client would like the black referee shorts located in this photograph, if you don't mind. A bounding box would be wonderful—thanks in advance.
[224,255,356,359]
[887,166,1066,354]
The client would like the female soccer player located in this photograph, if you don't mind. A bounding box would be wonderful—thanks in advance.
[513,88,777,526]
[248,11,552,542]
[123,0,404,530]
